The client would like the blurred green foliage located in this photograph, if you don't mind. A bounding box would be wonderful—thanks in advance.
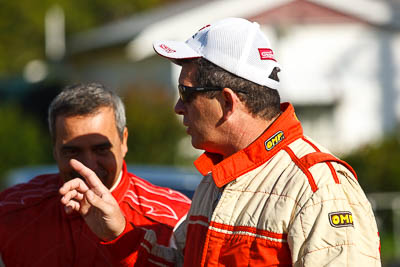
[0,0,186,188]
[0,0,178,76]
[123,86,193,166]
[0,103,53,187]
[343,133,400,193]
[342,134,400,265]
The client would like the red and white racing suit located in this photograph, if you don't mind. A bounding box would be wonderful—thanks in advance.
[131,102,381,266]
[0,162,190,267]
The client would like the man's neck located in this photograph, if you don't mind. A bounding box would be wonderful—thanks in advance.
[220,114,279,159]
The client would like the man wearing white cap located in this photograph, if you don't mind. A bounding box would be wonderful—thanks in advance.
[59,17,381,266]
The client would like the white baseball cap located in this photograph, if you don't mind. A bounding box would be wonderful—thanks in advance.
[153,17,280,90]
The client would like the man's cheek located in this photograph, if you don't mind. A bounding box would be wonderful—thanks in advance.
[96,168,109,181]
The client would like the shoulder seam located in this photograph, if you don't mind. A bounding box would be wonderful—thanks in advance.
[127,176,191,204]
[283,146,318,192]
[301,137,340,184]
[0,175,59,212]
[122,179,191,224]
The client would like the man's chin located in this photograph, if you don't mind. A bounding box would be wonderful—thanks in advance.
[191,139,207,151]
[190,138,201,149]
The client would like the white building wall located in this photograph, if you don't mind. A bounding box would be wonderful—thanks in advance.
[270,23,399,154]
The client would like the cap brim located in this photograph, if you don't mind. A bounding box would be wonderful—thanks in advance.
[153,40,201,64]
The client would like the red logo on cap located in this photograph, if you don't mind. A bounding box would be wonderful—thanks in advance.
[159,44,176,53]
[258,48,276,61]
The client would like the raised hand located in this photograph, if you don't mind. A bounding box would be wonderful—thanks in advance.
[59,159,126,241]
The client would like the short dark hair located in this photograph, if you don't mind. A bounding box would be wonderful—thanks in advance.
[48,83,126,142]
[189,58,281,120]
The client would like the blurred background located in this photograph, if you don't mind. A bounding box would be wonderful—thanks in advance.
[0,0,399,265]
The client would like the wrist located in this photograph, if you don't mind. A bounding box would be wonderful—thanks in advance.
[114,213,127,239]
[104,216,130,243]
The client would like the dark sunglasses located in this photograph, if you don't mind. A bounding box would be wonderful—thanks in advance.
[178,84,221,102]
[178,84,248,102]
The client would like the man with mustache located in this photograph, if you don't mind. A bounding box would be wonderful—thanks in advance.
[0,83,190,266]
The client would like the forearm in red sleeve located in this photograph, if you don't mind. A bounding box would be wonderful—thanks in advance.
[101,217,179,267]
[101,217,148,267]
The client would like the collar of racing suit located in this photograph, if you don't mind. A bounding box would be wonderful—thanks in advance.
[111,161,129,201]
[194,102,304,188]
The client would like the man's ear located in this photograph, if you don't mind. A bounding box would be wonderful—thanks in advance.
[221,88,241,120]
[122,127,128,156]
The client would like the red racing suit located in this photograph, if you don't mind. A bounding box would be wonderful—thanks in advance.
[0,162,191,267]
[127,102,381,266]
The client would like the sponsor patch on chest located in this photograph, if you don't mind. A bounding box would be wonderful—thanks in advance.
[328,211,354,228]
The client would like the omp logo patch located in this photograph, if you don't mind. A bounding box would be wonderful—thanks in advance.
[258,48,276,61]
[329,211,354,228]
[265,131,284,151]
[159,44,176,53]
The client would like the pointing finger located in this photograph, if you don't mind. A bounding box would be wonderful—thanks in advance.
[69,159,107,194]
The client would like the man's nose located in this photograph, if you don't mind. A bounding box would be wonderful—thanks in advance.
[174,98,185,115]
